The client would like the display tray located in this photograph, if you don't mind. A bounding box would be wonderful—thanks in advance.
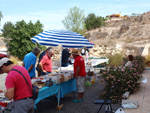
[32,82,46,88]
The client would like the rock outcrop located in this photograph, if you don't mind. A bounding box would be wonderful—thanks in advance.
[85,11,150,46]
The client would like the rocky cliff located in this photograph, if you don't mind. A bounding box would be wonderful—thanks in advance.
[85,11,150,46]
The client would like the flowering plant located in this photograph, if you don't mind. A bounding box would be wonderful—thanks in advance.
[101,56,145,103]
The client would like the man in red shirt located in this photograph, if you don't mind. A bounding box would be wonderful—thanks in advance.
[71,48,86,103]
[39,48,54,75]
[0,57,34,113]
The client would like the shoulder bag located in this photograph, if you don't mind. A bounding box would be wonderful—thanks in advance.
[11,69,39,100]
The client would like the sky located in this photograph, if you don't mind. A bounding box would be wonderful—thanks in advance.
[0,0,150,32]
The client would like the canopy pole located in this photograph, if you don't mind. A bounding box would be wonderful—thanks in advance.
[59,46,62,74]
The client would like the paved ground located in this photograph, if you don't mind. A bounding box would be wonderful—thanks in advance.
[34,68,150,113]
[2,68,149,113]
[124,68,150,113]
[34,76,121,113]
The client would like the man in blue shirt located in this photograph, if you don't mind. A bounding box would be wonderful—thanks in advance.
[22,47,40,79]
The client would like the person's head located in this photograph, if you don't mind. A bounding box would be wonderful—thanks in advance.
[32,47,41,56]
[45,47,52,53]
[70,48,80,59]
[0,57,13,73]
[47,48,54,58]
[84,46,87,49]
[128,55,134,61]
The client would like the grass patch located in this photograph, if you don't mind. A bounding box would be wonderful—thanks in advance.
[106,53,124,66]
[9,56,21,65]
[145,54,150,67]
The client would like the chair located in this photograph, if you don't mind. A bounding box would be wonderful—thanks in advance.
[94,86,114,113]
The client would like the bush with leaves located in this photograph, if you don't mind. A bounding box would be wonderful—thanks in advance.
[106,53,124,66]
[84,13,105,30]
[101,56,145,103]
[1,21,14,46]
[2,20,46,60]
[62,6,85,35]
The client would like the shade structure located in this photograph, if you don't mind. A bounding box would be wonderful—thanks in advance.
[31,30,94,48]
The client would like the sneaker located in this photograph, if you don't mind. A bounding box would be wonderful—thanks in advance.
[73,99,82,103]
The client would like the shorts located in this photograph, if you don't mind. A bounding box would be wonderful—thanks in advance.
[76,76,85,93]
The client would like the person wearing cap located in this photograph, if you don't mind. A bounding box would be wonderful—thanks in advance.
[39,48,54,75]
[0,57,34,113]
[0,55,8,74]
[71,48,86,103]
[36,47,52,77]
[22,47,41,79]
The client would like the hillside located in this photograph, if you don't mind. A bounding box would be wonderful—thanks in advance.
[1,11,150,60]
[85,11,150,46]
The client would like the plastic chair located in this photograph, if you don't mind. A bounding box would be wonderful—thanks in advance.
[94,86,114,113]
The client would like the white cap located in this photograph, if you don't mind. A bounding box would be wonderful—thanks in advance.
[0,57,10,67]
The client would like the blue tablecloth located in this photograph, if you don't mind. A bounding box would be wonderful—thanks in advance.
[59,78,76,98]
[35,78,76,107]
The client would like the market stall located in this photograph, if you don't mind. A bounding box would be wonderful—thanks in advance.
[52,57,109,75]
[32,72,76,108]
[31,30,94,108]
[86,57,109,73]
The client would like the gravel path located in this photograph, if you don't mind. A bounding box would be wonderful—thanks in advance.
[34,77,121,113]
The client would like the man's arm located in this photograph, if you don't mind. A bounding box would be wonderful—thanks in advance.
[22,63,25,67]
[28,65,34,72]
[4,88,14,100]
[76,67,80,79]
[39,62,47,73]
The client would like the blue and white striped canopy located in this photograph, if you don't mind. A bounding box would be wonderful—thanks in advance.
[31,30,94,48]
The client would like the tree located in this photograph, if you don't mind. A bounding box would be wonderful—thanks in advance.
[85,13,105,30]
[0,11,3,25]
[2,20,46,60]
[62,6,85,35]
[1,22,14,46]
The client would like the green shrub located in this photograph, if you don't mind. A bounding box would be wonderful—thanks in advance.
[106,53,124,66]
[101,55,145,104]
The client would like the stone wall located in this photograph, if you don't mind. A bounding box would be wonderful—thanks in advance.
[52,45,123,61]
